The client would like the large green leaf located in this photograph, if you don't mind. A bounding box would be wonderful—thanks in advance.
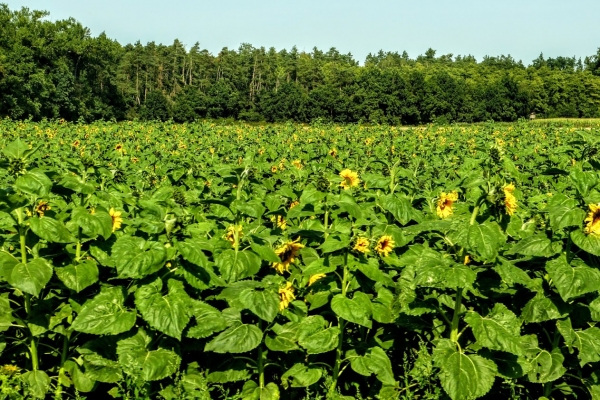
[8,258,53,297]
[464,304,524,355]
[557,318,600,367]
[215,250,261,282]
[29,217,76,243]
[72,287,136,335]
[112,236,167,279]
[527,347,566,384]
[187,300,228,339]
[546,255,600,302]
[297,316,339,354]
[379,194,417,225]
[55,259,99,293]
[205,323,263,353]
[506,233,561,257]
[117,329,181,381]
[239,288,280,322]
[348,347,396,386]
[71,207,112,239]
[521,293,570,323]
[265,322,300,352]
[135,278,192,340]
[176,239,210,267]
[571,229,600,256]
[433,339,496,400]
[330,293,372,328]
[281,363,322,388]
[241,381,280,400]
[15,170,52,197]
[467,222,501,261]
[82,353,122,383]
[22,370,50,399]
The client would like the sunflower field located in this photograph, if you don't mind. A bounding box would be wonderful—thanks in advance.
[2,119,600,399]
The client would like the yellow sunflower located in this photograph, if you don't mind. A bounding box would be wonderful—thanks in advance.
[292,160,303,169]
[109,208,123,232]
[224,225,243,247]
[339,169,360,190]
[34,201,51,217]
[584,204,600,236]
[271,215,287,230]
[503,183,518,216]
[329,148,338,158]
[279,282,295,311]
[353,237,370,254]
[308,273,326,286]
[436,191,459,219]
[375,235,395,257]
[273,239,304,274]
[271,165,278,173]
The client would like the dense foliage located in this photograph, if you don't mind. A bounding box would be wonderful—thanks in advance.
[2,120,600,399]
[2,4,600,124]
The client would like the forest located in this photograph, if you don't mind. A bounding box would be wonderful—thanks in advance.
[1,4,600,124]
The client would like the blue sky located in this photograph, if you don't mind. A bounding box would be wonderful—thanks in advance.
[4,0,600,64]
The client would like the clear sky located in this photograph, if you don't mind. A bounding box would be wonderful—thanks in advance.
[4,0,599,64]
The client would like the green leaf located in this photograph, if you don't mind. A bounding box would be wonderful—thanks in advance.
[379,194,417,225]
[250,243,280,263]
[55,259,99,293]
[570,169,597,197]
[22,370,50,399]
[521,293,570,323]
[233,199,265,219]
[82,353,122,383]
[15,170,52,197]
[72,287,136,335]
[330,293,372,328]
[571,229,600,256]
[281,363,322,388]
[433,339,496,400]
[239,288,279,322]
[2,138,29,159]
[215,250,261,282]
[265,322,300,352]
[464,304,524,355]
[71,207,112,239]
[205,323,263,353]
[63,360,95,392]
[135,278,191,340]
[318,234,351,253]
[557,318,600,367]
[112,236,167,279]
[8,258,52,297]
[0,251,19,281]
[59,174,95,194]
[29,217,76,243]
[527,347,566,384]
[297,316,339,354]
[117,329,181,381]
[467,222,500,261]
[241,381,280,400]
[548,205,586,232]
[546,255,600,302]
[507,233,561,257]
[349,347,396,386]
[176,239,210,267]
[187,300,228,339]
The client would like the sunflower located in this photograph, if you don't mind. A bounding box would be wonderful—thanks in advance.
[273,239,304,274]
[279,282,295,311]
[0,365,20,376]
[584,204,600,236]
[375,235,395,257]
[289,201,300,210]
[271,165,278,173]
[503,183,518,216]
[271,215,287,230]
[329,148,337,158]
[308,273,326,286]
[464,255,471,265]
[109,208,123,232]
[339,169,360,190]
[115,143,124,153]
[353,237,370,254]
[437,191,459,219]
[224,225,243,247]
[34,201,51,217]
[292,160,303,169]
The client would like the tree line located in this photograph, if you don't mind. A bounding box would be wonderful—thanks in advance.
[2,4,600,124]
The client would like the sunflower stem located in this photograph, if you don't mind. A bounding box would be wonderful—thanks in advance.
[450,288,463,342]
[329,251,349,395]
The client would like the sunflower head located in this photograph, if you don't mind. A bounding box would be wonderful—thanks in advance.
[437,191,459,219]
[329,148,337,158]
[224,225,243,247]
[584,204,600,236]
[279,282,296,311]
[271,165,278,173]
[353,237,370,254]
[115,143,124,152]
[308,273,326,286]
[270,215,287,230]
[272,239,304,274]
[0,365,20,376]
[503,183,518,216]
[109,208,123,232]
[339,169,360,190]
[375,235,395,257]
[35,201,51,217]
[292,160,303,169]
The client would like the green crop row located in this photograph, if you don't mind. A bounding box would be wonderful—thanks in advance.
[1,120,600,399]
